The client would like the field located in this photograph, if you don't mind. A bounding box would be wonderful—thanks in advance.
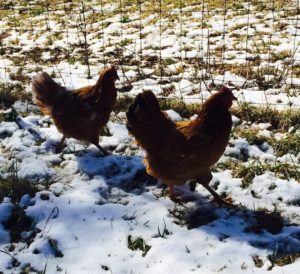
[0,0,300,273]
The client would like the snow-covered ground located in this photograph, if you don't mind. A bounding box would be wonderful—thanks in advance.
[0,106,299,273]
[1,1,300,273]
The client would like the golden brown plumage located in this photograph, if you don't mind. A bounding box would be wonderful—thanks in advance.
[32,67,119,154]
[126,87,237,205]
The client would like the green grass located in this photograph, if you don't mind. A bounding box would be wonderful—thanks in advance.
[232,127,269,147]
[272,133,300,157]
[232,103,300,130]
[269,253,300,267]
[252,255,263,268]
[255,207,283,234]
[115,95,200,118]
[0,83,31,109]
[0,107,19,123]
[0,164,38,243]
[231,161,266,188]
[3,205,33,243]
[0,163,58,244]
[214,159,299,187]
[127,235,151,257]
[0,168,39,204]
[116,97,300,131]
[249,207,284,234]
[233,122,300,158]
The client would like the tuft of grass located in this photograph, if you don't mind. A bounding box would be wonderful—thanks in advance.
[269,253,300,267]
[155,219,171,238]
[115,96,199,118]
[232,104,300,130]
[272,133,300,157]
[246,207,284,235]
[212,159,240,172]
[114,96,134,114]
[158,98,200,118]
[269,162,299,181]
[234,163,265,188]
[254,208,284,234]
[233,126,300,158]
[120,14,131,23]
[48,239,64,257]
[252,255,263,268]
[9,68,31,83]
[0,107,19,122]
[232,127,270,147]
[3,205,33,243]
[215,159,299,187]
[0,173,38,204]
[270,50,292,62]
[127,235,151,257]
[0,83,31,109]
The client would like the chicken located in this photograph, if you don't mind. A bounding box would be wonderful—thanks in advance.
[126,87,237,205]
[32,66,119,154]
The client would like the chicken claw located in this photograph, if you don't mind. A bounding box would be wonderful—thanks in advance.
[55,136,66,153]
[201,183,235,207]
[94,143,111,156]
[168,185,184,203]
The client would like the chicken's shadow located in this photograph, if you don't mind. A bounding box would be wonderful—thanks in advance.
[170,193,300,263]
[75,152,157,195]
[75,151,300,263]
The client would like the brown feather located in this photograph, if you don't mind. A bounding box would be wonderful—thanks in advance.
[32,67,119,150]
[126,87,235,194]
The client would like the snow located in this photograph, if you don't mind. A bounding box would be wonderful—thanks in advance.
[0,122,18,137]
[165,109,182,121]
[0,199,13,244]
[17,157,54,180]
[1,1,300,273]
[0,110,299,273]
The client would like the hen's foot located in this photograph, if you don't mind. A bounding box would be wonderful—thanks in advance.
[94,143,111,156]
[189,180,197,192]
[169,193,184,203]
[169,185,186,203]
[200,183,235,208]
[212,196,235,208]
[55,136,66,153]
[99,150,111,157]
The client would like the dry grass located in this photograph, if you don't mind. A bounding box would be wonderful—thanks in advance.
[232,103,300,130]
[0,83,32,109]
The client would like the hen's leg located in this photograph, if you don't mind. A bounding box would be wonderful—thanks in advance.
[93,143,110,156]
[168,185,184,203]
[200,183,234,207]
[55,136,66,153]
[169,185,176,200]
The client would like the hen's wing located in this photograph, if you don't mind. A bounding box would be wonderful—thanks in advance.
[52,91,98,126]
[74,86,94,98]
[175,120,214,155]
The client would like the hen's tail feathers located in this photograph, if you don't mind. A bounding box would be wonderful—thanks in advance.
[126,90,161,124]
[126,90,174,152]
[32,72,65,115]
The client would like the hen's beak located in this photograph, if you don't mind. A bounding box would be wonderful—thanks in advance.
[228,87,237,100]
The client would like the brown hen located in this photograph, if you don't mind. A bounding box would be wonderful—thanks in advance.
[126,87,237,205]
[32,66,119,154]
